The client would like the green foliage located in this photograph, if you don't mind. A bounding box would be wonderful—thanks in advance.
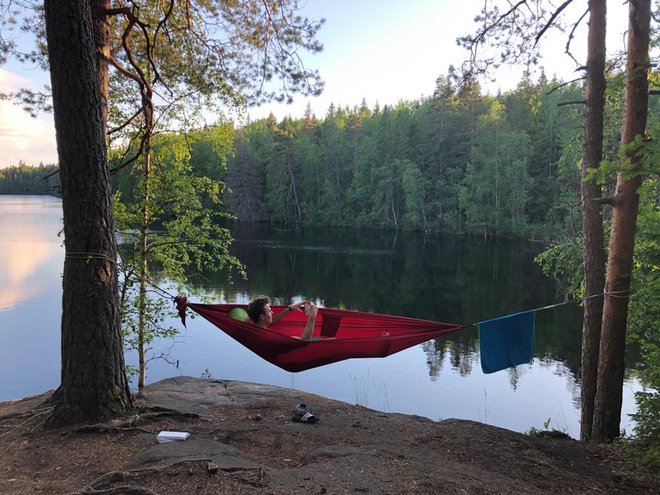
[372,158,404,228]
[629,391,660,469]
[625,70,660,460]
[460,101,532,237]
[401,160,428,230]
[626,177,660,468]
[101,0,324,178]
[119,278,179,361]
[220,74,591,239]
[526,417,570,438]
[584,133,659,186]
[535,239,584,300]
[114,129,244,379]
[527,417,554,437]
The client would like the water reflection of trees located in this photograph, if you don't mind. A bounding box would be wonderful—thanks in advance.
[422,327,480,380]
[184,223,640,388]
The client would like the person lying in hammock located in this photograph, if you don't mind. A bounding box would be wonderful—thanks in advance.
[247,296,318,341]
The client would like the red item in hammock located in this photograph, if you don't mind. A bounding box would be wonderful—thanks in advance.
[185,303,461,372]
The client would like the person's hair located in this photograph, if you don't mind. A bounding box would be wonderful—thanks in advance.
[247,296,270,324]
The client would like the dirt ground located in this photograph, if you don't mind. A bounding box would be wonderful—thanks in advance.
[0,376,657,495]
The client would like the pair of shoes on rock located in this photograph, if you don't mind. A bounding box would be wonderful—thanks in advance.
[292,403,318,423]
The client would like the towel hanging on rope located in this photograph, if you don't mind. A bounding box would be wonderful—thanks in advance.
[478,310,536,374]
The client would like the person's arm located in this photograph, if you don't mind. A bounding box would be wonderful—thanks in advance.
[300,304,318,341]
[271,300,309,326]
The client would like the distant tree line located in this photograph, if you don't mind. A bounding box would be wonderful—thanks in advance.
[230,71,654,243]
[0,162,59,194]
[5,70,657,245]
[219,70,645,242]
[222,72,591,241]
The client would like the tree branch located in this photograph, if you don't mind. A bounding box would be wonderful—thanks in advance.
[104,7,135,19]
[109,132,148,176]
[107,55,142,86]
[565,8,589,66]
[557,99,586,107]
[546,76,585,95]
[146,238,198,252]
[534,0,575,47]
[108,105,145,136]
[476,0,530,47]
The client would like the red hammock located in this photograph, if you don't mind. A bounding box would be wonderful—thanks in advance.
[181,301,461,372]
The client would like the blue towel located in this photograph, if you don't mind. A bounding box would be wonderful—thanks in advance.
[478,310,536,374]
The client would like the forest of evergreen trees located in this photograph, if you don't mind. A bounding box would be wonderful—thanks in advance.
[2,71,656,244]
[0,162,59,194]
[223,74,590,240]
[114,71,646,242]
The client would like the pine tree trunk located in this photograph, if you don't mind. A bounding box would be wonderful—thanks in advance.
[592,0,650,442]
[579,0,607,442]
[90,0,111,134]
[45,0,131,426]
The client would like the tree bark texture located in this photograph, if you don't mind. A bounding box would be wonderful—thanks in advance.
[579,0,607,442]
[45,0,132,425]
[90,0,111,135]
[592,0,650,442]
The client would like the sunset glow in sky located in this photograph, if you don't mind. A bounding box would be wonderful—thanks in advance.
[0,0,632,167]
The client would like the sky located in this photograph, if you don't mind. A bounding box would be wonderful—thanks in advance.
[0,0,633,167]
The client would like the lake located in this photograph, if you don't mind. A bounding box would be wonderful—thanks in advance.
[0,195,643,437]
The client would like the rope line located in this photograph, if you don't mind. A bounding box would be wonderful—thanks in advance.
[143,278,177,299]
[64,252,180,304]
[459,288,632,331]
[65,252,116,264]
[603,290,632,299]
[54,253,636,327]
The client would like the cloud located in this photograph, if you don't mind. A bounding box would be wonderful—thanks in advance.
[0,68,31,91]
[0,69,57,167]
[0,234,61,312]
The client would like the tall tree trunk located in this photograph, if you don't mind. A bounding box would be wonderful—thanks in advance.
[138,147,151,390]
[138,92,155,390]
[391,196,398,229]
[580,0,607,442]
[287,159,303,224]
[45,0,131,426]
[90,0,111,135]
[333,152,342,219]
[592,0,650,442]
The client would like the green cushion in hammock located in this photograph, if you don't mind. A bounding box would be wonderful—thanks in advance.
[228,307,250,323]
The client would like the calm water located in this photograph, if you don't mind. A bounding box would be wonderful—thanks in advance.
[0,195,643,437]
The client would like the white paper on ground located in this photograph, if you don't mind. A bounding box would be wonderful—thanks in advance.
[156,431,191,443]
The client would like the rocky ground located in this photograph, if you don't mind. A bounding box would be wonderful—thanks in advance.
[0,376,657,494]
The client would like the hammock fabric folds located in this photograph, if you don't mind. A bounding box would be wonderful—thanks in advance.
[184,302,461,372]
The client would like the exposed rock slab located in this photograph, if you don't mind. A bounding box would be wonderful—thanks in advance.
[136,376,300,417]
[127,438,262,471]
